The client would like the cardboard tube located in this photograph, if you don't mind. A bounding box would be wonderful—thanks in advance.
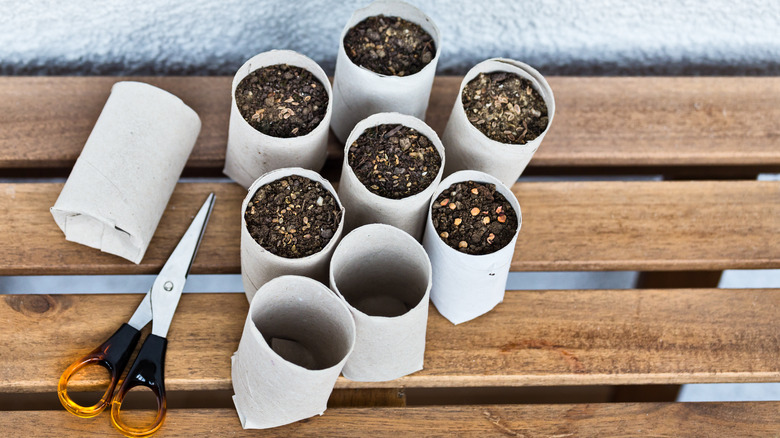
[330,0,442,142]
[441,58,555,187]
[232,275,356,429]
[422,170,522,325]
[329,224,431,381]
[337,112,445,240]
[50,81,201,264]
[224,50,333,188]
[241,167,345,302]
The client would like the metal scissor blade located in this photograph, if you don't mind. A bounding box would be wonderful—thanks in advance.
[127,291,152,330]
[150,193,215,338]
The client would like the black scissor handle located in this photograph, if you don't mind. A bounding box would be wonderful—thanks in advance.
[110,334,168,438]
[58,323,141,418]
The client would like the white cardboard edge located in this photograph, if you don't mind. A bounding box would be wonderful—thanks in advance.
[330,0,442,142]
[224,50,333,188]
[337,112,445,240]
[441,58,555,187]
[232,275,356,429]
[329,223,432,381]
[50,81,201,264]
[240,167,345,302]
[422,170,522,325]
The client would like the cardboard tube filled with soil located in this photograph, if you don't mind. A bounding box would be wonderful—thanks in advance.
[329,224,431,381]
[441,58,555,187]
[330,0,441,142]
[423,170,522,325]
[241,167,345,302]
[224,50,333,188]
[50,81,201,264]
[337,112,444,240]
[232,275,356,429]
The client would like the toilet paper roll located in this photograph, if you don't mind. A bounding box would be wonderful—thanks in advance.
[232,275,356,429]
[330,0,441,142]
[329,224,431,381]
[422,170,522,325]
[50,81,201,264]
[224,50,333,188]
[241,167,345,302]
[337,112,444,240]
[441,58,555,187]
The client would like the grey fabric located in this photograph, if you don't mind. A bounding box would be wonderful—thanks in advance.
[1,0,778,76]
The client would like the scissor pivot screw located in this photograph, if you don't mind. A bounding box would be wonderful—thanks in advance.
[164,281,174,291]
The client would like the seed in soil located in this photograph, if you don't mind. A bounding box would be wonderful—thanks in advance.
[348,123,441,199]
[462,71,548,144]
[235,64,329,138]
[343,15,436,77]
[245,175,342,258]
[431,180,518,255]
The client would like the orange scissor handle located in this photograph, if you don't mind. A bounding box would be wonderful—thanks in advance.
[58,323,141,418]
[110,334,168,438]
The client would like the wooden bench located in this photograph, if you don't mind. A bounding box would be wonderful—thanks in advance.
[6,403,780,436]
[2,77,779,178]
[1,77,778,436]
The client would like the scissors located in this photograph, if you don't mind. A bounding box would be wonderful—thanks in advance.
[57,193,215,438]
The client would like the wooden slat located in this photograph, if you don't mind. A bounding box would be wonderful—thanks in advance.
[1,77,778,171]
[0,180,777,275]
[2,289,778,394]
[4,403,780,437]
[510,180,780,271]
[0,77,230,170]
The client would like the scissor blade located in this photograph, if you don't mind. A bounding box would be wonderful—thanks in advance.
[127,291,152,330]
[150,193,215,338]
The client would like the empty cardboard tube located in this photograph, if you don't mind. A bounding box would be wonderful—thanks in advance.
[50,81,201,264]
[337,112,445,240]
[240,167,345,302]
[330,0,441,142]
[329,223,432,381]
[422,170,522,325]
[232,275,356,429]
[224,50,333,188]
[441,58,555,187]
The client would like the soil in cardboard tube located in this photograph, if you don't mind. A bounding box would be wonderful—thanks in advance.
[245,175,341,258]
[343,15,436,77]
[462,72,549,144]
[348,124,441,199]
[431,181,518,255]
[235,64,328,138]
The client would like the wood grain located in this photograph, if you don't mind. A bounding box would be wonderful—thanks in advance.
[0,181,777,275]
[3,403,780,437]
[2,289,778,394]
[510,180,780,271]
[1,77,778,170]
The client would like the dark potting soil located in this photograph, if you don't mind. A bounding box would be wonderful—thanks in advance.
[462,72,549,144]
[245,175,341,258]
[431,181,518,255]
[343,15,436,77]
[348,124,441,199]
[235,64,328,138]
